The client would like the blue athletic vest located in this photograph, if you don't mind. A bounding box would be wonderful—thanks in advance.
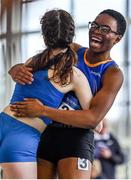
[59,47,118,111]
[10,69,64,124]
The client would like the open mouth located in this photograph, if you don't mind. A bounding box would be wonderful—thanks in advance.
[90,36,103,48]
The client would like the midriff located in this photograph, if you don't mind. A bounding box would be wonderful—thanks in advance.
[3,105,46,133]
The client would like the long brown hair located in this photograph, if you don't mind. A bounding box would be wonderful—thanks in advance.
[29,9,77,85]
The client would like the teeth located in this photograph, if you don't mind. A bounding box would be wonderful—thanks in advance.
[91,37,102,42]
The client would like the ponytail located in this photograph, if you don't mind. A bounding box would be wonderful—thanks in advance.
[29,47,77,85]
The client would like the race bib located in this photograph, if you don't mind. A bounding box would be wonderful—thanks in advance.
[58,92,82,110]
[58,102,75,110]
[77,158,89,171]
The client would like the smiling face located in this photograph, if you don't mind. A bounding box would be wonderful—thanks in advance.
[89,13,121,53]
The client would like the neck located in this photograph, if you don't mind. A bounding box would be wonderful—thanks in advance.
[86,49,111,64]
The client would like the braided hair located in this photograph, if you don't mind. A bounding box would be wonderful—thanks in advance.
[30,9,77,85]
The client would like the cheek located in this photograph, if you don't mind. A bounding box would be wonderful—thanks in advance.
[106,34,117,45]
[104,41,113,49]
[103,37,115,50]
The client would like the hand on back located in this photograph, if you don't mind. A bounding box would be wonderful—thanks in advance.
[8,64,33,85]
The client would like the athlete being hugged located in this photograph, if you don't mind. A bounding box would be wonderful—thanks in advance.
[9,9,127,179]
[0,9,102,179]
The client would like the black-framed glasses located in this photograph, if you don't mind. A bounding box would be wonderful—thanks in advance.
[88,21,118,35]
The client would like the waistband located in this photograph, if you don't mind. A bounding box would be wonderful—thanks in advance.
[50,121,75,128]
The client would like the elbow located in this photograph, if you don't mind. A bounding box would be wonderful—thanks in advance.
[84,111,102,129]
[84,117,98,129]
[89,122,99,129]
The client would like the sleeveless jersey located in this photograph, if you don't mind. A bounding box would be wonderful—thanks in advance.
[59,47,118,111]
[10,69,64,125]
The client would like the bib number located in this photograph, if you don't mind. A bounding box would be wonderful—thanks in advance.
[59,102,75,110]
[77,158,89,170]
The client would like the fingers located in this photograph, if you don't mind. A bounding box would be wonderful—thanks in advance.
[14,79,26,85]
[10,99,36,109]
[10,65,34,85]
[15,77,33,85]
[10,102,27,110]
[25,67,33,72]
[19,65,33,73]
[10,104,28,117]
[13,112,27,117]
[14,67,34,84]
[10,102,28,106]
[10,105,26,113]
[20,66,33,78]
[23,98,44,105]
[10,104,26,109]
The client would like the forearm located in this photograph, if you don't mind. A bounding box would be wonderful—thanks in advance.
[43,106,98,129]
[41,89,114,129]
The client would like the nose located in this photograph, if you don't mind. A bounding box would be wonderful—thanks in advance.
[93,26,102,34]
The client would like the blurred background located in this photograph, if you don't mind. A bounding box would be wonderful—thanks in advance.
[0,0,131,178]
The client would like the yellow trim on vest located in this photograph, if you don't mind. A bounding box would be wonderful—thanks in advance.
[84,48,112,67]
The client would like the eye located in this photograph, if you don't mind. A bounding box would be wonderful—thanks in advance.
[101,27,110,33]
[91,23,97,29]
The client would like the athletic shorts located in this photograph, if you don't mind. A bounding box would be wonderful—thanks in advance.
[37,123,94,164]
[0,112,41,163]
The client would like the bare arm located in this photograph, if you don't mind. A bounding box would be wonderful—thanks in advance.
[72,67,92,109]
[10,67,123,129]
[37,67,124,128]
[72,67,103,132]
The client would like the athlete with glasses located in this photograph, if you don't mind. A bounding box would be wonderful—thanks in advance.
[9,9,127,179]
[88,21,119,35]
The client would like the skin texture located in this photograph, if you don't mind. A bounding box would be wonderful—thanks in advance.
[2,163,37,179]
[9,13,124,179]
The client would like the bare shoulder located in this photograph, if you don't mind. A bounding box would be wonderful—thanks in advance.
[104,66,123,81]
[102,66,124,91]
[72,66,87,83]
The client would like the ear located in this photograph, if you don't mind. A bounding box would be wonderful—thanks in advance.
[115,35,122,43]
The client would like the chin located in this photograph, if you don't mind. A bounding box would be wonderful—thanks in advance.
[89,46,102,53]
